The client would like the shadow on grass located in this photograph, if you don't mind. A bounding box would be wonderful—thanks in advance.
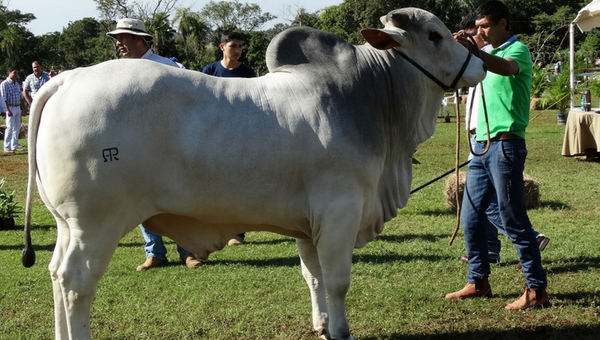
[203,252,454,268]
[206,257,300,267]
[0,243,55,252]
[412,201,570,215]
[535,200,570,210]
[31,224,56,231]
[245,238,296,245]
[363,324,600,340]
[547,256,600,274]
[378,233,450,243]
[413,208,455,217]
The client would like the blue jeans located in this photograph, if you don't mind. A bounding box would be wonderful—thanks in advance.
[468,135,540,261]
[462,139,546,290]
[139,225,191,260]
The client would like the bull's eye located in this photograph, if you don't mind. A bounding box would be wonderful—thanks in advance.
[429,31,443,42]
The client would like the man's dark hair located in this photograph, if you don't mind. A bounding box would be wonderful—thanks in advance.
[221,29,244,44]
[475,0,510,31]
[459,12,477,31]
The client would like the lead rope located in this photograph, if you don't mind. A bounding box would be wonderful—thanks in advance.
[449,90,462,246]
[448,82,491,246]
[467,83,491,156]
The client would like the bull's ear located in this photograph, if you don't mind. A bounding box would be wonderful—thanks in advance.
[380,15,388,26]
[390,12,410,29]
[361,29,401,50]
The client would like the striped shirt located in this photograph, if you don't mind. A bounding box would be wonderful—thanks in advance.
[0,78,23,106]
[23,72,50,98]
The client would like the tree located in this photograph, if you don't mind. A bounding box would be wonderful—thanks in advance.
[0,4,36,74]
[58,18,113,68]
[172,8,212,69]
[244,30,269,75]
[200,0,276,31]
[146,12,176,54]
[523,6,577,66]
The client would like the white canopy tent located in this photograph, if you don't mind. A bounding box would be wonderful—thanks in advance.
[570,0,600,109]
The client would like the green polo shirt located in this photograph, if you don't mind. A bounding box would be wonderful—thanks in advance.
[477,38,532,141]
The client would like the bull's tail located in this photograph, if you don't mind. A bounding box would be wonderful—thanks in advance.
[22,75,63,267]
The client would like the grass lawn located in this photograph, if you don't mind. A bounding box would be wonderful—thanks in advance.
[0,108,599,339]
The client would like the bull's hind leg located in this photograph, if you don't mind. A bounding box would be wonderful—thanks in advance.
[49,217,71,340]
[50,216,125,340]
[297,238,329,339]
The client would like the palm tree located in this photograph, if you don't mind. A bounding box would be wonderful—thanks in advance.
[172,8,211,65]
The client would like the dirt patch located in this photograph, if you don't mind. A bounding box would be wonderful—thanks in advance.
[0,154,28,176]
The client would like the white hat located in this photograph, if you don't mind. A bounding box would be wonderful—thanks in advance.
[107,18,153,41]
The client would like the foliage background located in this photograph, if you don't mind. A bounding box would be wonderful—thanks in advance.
[0,0,597,77]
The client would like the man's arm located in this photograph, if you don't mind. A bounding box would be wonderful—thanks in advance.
[0,92,6,116]
[23,88,32,106]
[477,52,519,76]
[455,35,519,76]
[0,83,11,117]
[20,95,28,116]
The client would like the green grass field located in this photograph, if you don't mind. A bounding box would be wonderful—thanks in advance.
[1,109,599,339]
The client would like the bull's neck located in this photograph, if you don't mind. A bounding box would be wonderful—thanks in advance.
[353,44,444,218]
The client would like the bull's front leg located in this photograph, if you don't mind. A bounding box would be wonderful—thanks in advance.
[306,197,361,340]
[297,238,329,339]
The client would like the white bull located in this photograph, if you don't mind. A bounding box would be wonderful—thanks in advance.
[23,8,485,340]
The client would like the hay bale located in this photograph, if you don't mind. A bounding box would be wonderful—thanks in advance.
[522,173,540,209]
[444,171,540,211]
[1,124,28,139]
[444,172,467,211]
[19,124,28,139]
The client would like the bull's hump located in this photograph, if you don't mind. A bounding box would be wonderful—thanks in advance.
[266,26,357,74]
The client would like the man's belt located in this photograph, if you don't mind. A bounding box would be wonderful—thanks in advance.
[490,133,523,141]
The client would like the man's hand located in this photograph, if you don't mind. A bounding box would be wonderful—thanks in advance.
[454,31,480,58]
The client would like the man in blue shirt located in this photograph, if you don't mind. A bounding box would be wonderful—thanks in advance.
[23,61,51,107]
[202,30,256,246]
[202,30,256,78]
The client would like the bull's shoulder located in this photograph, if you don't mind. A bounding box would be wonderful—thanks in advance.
[266,26,357,74]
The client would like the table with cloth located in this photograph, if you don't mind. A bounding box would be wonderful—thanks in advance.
[562,109,600,158]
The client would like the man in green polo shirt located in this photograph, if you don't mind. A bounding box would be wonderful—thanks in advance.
[445,0,549,310]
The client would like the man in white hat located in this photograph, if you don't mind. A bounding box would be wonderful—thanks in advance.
[107,18,202,271]
[107,18,178,67]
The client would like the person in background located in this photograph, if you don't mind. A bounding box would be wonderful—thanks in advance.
[1,69,27,153]
[107,17,203,271]
[170,57,185,69]
[202,29,256,245]
[23,61,51,107]
[446,0,549,310]
[0,89,7,125]
[202,29,256,78]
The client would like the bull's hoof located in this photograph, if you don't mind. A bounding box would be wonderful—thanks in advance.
[316,327,329,339]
